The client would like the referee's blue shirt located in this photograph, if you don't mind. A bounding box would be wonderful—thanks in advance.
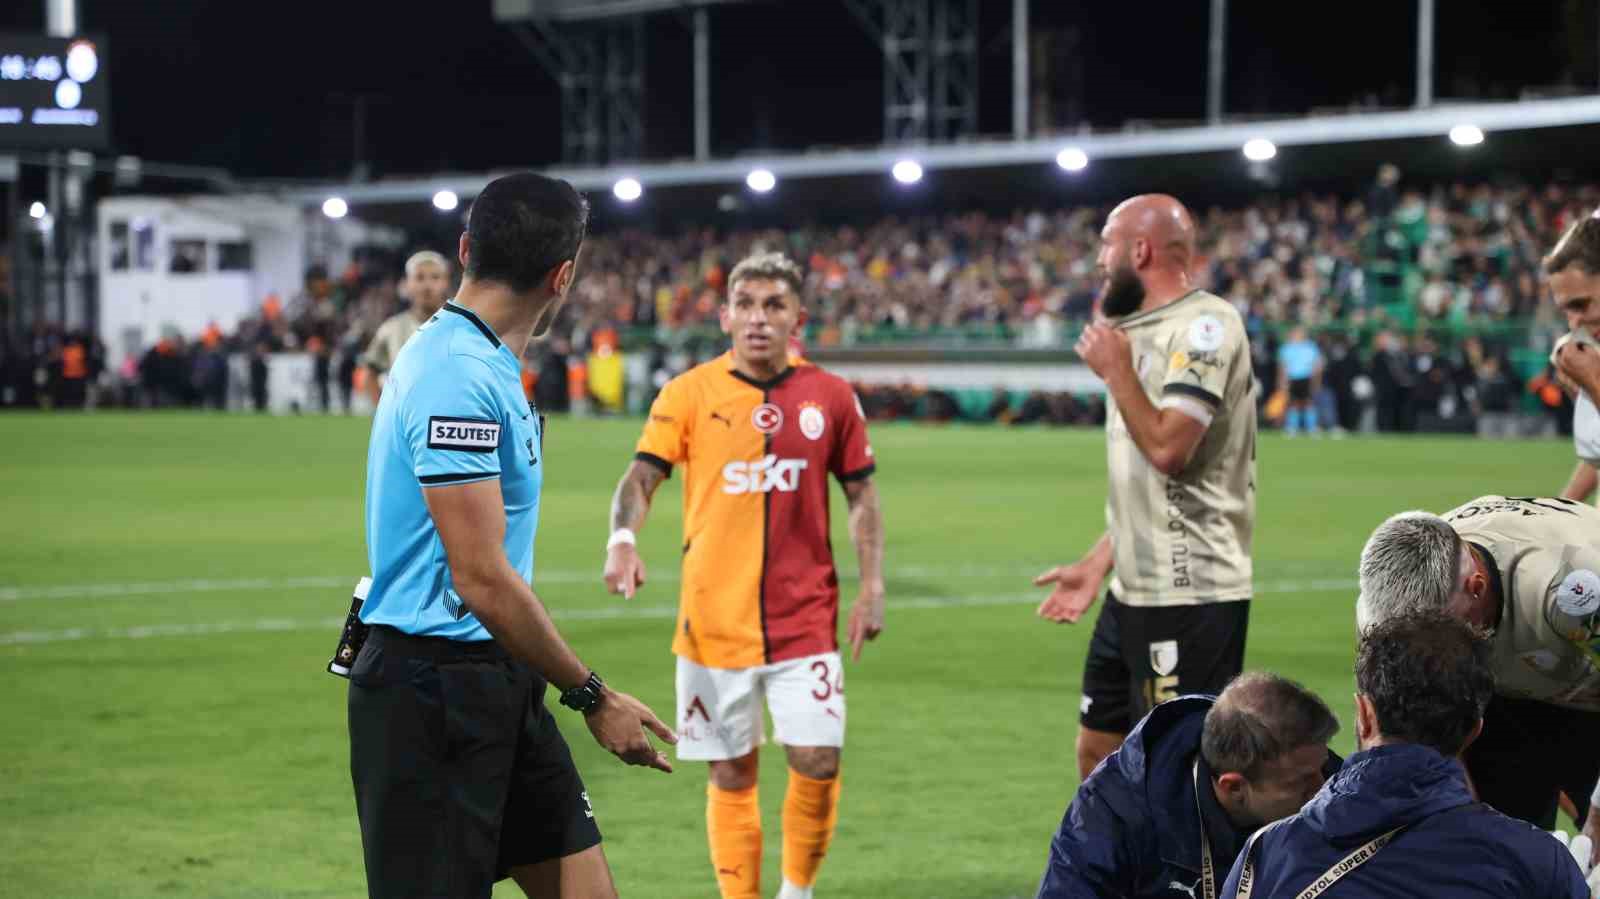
[1278,339,1321,381]
[361,300,542,641]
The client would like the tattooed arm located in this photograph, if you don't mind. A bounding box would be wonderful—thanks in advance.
[603,459,667,599]
[842,476,885,660]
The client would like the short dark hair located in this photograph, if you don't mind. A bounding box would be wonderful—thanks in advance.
[1355,611,1494,756]
[464,173,589,293]
[1544,215,1600,276]
[1201,672,1340,780]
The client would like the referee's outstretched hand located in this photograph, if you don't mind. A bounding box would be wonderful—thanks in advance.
[586,688,677,773]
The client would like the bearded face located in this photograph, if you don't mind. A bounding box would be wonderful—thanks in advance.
[1100,256,1146,318]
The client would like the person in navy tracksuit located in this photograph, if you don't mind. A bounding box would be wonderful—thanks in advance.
[1221,612,1588,898]
[1037,673,1341,898]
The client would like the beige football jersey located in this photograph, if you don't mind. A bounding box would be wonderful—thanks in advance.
[1442,495,1600,711]
[361,311,424,375]
[1104,290,1256,607]
[1552,330,1600,469]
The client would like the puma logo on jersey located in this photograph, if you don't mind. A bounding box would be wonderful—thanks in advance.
[722,456,808,494]
[1168,879,1199,898]
[709,410,733,427]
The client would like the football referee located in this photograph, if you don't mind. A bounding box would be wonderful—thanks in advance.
[350,172,675,899]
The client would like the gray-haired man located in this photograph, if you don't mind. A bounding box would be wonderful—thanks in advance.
[1357,496,1600,858]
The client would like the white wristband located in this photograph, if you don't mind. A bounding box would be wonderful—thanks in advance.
[1590,777,1600,810]
[606,528,637,551]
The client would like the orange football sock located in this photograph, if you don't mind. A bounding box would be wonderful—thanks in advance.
[707,782,762,899]
[781,768,842,888]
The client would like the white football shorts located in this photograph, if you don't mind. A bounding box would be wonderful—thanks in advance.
[674,651,846,761]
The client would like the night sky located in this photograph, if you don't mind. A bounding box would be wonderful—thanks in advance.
[1,0,1594,182]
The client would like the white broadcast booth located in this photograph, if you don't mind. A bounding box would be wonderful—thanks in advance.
[96,195,402,411]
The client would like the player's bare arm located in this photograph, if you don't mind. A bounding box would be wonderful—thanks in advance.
[1563,461,1598,504]
[1077,323,1208,476]
[361,349,387,404]
[361,321,394,403]
[426,478,678,771]
[1035,532,1114,624]
[604,459,667,599]
[843,476,885,661]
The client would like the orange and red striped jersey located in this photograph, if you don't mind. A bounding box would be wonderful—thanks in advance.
[635,353,875,669]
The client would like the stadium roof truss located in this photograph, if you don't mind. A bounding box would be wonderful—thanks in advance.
[842,0,980,144]
[500,13,645,166]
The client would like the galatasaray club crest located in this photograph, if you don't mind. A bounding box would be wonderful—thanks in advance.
[798,402,826,441]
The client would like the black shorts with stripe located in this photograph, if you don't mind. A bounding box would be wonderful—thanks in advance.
[348,626,601,898]
[1078,592,1250,733]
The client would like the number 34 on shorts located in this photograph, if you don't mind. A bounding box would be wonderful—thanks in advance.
[673,651,846,761]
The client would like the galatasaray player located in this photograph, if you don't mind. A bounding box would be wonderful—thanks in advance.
[602,251,886,899]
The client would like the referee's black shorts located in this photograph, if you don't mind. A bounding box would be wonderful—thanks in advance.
[1465,694,1600,829]
[348,625,602,899]
[1078,592,1250,734]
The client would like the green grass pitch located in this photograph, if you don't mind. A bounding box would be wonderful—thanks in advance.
[0,412,1573,898]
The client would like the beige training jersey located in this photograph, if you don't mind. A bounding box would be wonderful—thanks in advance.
[362,311,424,376]
[1443,495,1600,711]
[1105,290,1256,607]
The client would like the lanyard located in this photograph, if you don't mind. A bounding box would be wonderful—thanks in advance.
[1231,815,1406,899]
[1192,759,1218,899]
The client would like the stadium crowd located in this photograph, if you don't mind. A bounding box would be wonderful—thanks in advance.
[570,169,1578,337]
[0,174,1589,433]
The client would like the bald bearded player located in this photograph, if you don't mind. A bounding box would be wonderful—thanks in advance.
[1034,195,1258,779]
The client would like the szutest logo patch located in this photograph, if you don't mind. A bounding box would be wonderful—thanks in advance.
[428,416,500,453]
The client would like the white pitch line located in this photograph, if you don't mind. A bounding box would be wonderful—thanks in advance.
[0,579,1358,646]
[0,568,1356,603]
[0,576,354,602]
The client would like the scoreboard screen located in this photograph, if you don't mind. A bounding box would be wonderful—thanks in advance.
[0,34,109,150]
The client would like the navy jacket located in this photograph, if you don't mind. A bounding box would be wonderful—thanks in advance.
[1038,696,1291,898]
[1220,743,1587,897]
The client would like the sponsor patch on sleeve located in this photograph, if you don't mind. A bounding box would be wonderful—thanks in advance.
[1188,315,1225,352]
[427,416,501,453]
[1557,568,1600,617]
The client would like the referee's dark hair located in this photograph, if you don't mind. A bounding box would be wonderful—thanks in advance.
[1201,672,1340,779]
[1355,611,1494,757]
[464,173,589,294]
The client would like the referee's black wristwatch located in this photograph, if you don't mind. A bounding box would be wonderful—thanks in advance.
[559,671,605,715]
